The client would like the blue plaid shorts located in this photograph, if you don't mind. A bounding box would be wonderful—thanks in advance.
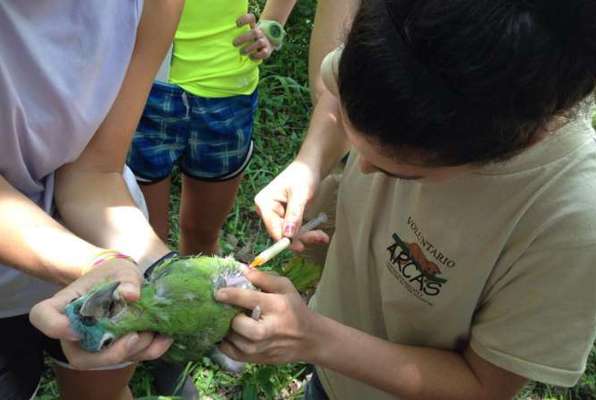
[128,81,257,182]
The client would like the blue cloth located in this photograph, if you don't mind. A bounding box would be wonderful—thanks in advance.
[128,81,257,182]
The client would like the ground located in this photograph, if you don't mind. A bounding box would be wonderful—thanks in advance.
[38,1,596,398]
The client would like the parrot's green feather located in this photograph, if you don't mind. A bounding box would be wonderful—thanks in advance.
[111,256,240,362]
[67,254,324,364]
[67,256,249,363]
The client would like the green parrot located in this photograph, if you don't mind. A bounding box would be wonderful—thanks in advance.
[65,255,254,364]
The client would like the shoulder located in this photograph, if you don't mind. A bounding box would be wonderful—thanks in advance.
[321,47,343,97]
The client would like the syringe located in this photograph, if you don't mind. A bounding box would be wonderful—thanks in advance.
[249,212,328,268]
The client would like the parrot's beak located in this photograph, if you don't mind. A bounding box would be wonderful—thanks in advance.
[79,281,123,320]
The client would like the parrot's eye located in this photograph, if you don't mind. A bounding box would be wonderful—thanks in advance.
[80,315,97,326]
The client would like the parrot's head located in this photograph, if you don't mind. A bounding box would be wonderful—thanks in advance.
[65,281,126,352]
[211,263,254,292]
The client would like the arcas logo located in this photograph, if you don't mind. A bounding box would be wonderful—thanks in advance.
[386,232,448,303]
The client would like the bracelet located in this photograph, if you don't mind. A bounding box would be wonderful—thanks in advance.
[143,251,179,280]
[257,20,286,50]
[82,249,137,275]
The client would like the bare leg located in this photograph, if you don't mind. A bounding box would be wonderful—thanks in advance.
[54,364,135,400]
[179,174,243,256]
[139,177,171,242]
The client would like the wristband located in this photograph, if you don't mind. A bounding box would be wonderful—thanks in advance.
[257,20,286,50]
[143,251,179,280]
[83,249,137,275]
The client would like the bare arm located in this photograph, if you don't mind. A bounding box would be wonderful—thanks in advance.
[28,0,185,369]
[260,0,297,24]
[55,0,184,271]
[295,88,351,180]
[0,0,182,284]
[235,0,297,60]
[254,88,349,240]
[309,0,358,104]
[0,176,101,285]
[310,313,527,400]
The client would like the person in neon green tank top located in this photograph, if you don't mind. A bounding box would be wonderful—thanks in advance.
[169,0,260,98]
[127,1,297,398]
[129,0,296,255]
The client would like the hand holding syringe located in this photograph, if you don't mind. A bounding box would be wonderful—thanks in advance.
[249,212,328,268]
[210,214,329,373]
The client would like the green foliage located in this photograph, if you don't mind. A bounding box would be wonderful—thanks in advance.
[278,256,323,294]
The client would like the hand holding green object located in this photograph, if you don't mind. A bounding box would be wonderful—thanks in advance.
[256,19,286,50]
[65,255,256,363]
[234,13,286,60]
[64,252,324,366]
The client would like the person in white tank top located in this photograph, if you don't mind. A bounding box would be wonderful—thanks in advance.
[0,1,183,399]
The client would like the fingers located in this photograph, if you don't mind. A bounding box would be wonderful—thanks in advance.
[61,332,173,370]
[233,30,260,47]
[219,335,272,364]
[82,259,143,302]
[225,331,264,355]
[231,314,264,340]
[297,229,330,245]
[215,286,263,310]
[107,263,143,302]
[29,295,80,341]
[233,15,274,61]
[283,186,309,237]
[220,330,284,364]
[239,33,273,60]
[240,37,270,56]
[255,191,286,241]
[219,339,248,363]
[236,13,256,29]
[290,230,330,252]
[244,268,295,294]
[249,47,272,61]
[129,334,174,362]
[255,162,319,241]
[61,333,145,370]
[217,275,295,311]
[233,15,261,48]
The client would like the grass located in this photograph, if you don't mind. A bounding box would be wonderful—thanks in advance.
[38,1,596,398]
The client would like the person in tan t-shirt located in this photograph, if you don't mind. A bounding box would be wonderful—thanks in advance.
[216,0,596,400]
[215,1,596,399]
